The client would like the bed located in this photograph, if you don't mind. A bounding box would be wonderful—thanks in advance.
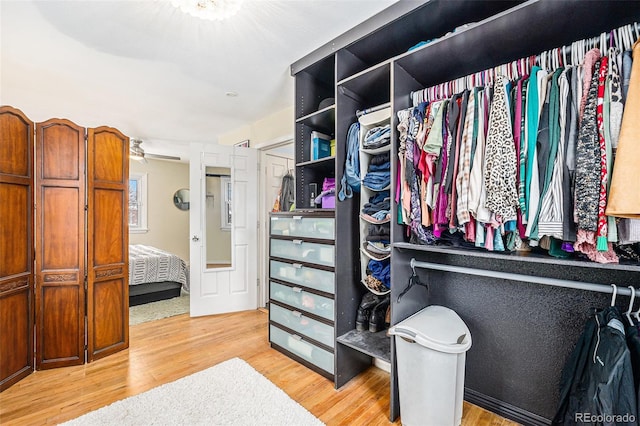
[128,245,190,306]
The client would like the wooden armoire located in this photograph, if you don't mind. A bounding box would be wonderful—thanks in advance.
[0,105,129,391]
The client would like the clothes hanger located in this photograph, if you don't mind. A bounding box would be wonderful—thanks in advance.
[611,284,618,307]
[635,288,640,323]
[397,261,428,303]
[626,286,636,326]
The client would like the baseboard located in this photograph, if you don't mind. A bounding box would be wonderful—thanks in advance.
[464,388,551,426]
[373,357,391,373]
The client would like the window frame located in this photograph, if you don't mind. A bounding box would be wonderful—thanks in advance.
[220,176,232,231]
[128,172,148,233]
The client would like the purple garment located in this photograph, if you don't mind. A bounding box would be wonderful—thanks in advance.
[433,108,451,237]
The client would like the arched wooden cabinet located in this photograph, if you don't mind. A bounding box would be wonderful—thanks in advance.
[0,106,129,391]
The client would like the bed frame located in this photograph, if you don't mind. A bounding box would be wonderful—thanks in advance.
[129,281,183,306]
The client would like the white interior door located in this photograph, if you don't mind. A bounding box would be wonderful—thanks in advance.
[259,152,294,306]
[189,143,258,316]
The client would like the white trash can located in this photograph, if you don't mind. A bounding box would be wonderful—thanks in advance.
[389,305,472,426]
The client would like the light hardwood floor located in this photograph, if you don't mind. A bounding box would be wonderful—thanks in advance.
[0,310,519,425]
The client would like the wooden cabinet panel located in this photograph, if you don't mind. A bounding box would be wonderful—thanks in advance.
[92,189,124,266]
[0,106,34,391]
[0,184,30,276]
[0,289,31,389]
[90,278,126,352]
[40,123,81,181]
[35,118,85,370]
[91,130,125,183]
[41,286,82,362]
[0,109,30,177]
[87,127,129,362]
[42,187,81,269]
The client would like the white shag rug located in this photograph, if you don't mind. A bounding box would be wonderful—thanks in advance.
[60,357,324,426]
[129,292,190,325]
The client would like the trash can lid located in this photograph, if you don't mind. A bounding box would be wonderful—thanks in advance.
[388,305,472,353]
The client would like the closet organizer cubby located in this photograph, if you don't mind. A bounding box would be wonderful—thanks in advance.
[289,1,640,423]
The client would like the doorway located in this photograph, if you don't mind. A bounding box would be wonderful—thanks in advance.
[257,139,295,307]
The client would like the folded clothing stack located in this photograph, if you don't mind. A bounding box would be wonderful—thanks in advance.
[364,258,390,293]
[362,152,391,190]
[363,124,391,150]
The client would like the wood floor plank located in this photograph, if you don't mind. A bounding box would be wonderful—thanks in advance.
[0,309,519,425]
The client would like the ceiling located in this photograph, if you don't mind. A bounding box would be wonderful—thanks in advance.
[0,0,396,157]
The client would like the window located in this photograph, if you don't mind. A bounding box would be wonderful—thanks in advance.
[221,176,232,230]
[129,173,148,233]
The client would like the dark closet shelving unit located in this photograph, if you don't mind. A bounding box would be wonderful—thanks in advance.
[288,1,640,423]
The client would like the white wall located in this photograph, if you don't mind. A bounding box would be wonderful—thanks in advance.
[129,159,190,262]
[217,106,293,147]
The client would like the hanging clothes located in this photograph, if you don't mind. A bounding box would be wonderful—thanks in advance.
[395,28,640,264]
[553,307,638,425]
[607,40,640,218]
[279,171,295,212]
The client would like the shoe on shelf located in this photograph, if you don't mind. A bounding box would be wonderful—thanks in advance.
[356,292,384,332]
[369,295,390,333]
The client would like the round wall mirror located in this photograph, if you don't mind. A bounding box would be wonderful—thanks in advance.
[173,188,190,211]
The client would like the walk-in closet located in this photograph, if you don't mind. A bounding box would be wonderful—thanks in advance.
[274,1,640,424]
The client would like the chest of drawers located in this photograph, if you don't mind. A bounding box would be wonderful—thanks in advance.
[268,211,335,379]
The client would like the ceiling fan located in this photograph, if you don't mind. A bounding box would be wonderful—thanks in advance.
[129,138,181,162]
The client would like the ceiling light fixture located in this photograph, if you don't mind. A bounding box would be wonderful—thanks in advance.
[170,0,244,21]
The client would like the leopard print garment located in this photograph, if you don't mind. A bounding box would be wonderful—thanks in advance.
[484,74,519,222]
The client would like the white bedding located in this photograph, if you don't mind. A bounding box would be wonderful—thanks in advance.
[129,245,190,291]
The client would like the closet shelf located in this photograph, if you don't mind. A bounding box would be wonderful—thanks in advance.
[360,280,391,296]
[337,329,391,363]
[362,183,391,192]
[296,156,335,167]
[359,214,391,225]
[360,248,391,262]
[360,144,391,155]
[296,105,336,134]
[393,242,640,272]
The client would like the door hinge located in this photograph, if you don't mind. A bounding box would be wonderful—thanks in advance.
[257,221,260,229]
[257,278,260,287]
[84,204,88,211]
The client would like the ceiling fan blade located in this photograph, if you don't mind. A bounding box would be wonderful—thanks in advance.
[145,153,182,161]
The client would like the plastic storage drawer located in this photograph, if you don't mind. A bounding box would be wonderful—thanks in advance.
[270,281,334,321]
[270,215,335,240]
[270,303,334,348]
[270,324,335,375]
[270,260,335,294]
[270,239,334,267]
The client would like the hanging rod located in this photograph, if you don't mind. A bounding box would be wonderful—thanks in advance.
[356,102,391,118]
[409,21,639,104]
[409,259,636,297]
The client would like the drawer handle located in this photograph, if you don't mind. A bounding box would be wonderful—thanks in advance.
[292,239,303,245]
[291,334,303,341]
[292,287,302,293]
[292,310,302,318]
[292,263,303,269]
[293,215,303,220]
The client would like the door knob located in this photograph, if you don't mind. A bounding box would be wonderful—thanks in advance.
[192,235,200,242]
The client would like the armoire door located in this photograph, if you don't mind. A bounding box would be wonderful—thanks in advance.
[35,119,86,369]
[0,106,34,391]
[86,126,129,362]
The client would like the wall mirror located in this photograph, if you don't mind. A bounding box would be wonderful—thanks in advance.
[205,166,232,269]
[173,188,190,210]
